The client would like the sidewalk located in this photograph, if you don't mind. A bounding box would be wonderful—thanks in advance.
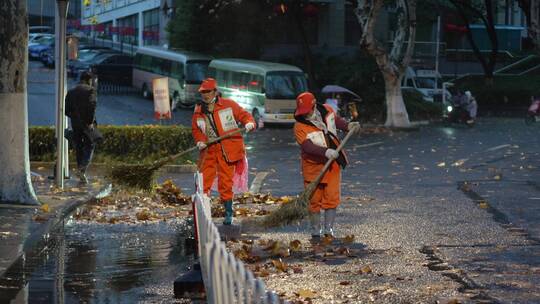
[0,169,111,278]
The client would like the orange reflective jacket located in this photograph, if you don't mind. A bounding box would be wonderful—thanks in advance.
[294,104,348,183]
[192,97,254,163]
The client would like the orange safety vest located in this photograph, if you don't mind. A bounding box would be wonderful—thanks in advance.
[294,104,348,183]
[192,97,255,163]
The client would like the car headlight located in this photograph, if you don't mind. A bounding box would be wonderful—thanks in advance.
[447,105,453,112]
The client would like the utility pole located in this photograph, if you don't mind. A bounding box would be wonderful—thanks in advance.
[55,0,69,188]
[435,15,441,91]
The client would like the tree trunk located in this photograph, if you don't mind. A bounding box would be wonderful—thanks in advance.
[356,0,415,128]
[383,74,410,127]
[0,1,39,205]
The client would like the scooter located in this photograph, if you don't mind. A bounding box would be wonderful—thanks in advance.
[445,103,475,127]
[525,99,540,125]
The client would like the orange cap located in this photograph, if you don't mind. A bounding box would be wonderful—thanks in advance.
[295,92,316,116]
[199,78,217,92]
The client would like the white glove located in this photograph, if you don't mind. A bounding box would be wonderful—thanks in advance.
[348,121,360,132]
[245,122,256,132]
[325,149,339,160]
[196,141,207,150]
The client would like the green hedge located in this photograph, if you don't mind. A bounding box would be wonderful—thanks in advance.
[454,75,540,107]
[357,90,443,123]
[29,125,194,164]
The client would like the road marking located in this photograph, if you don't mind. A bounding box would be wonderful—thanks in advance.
[354,141,384,149]
[249,172,269,193]
[485,144,511,152]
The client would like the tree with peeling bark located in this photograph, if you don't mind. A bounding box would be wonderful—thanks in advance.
[0,1,39,205]
[517,0,540,51]
[448,0,498,84]
[355,0,417,128]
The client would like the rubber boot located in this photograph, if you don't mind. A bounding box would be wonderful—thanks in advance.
[309,212,322,239]
[223,200,234,225]
[323,208,337,237]
[76,167,88,184]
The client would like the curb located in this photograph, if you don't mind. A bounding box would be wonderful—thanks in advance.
[0,183,112,279]
[360,120,430,128]
[30,162,198,174]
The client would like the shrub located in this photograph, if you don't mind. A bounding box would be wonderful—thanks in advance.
[454,75,540,108]
[29,125,194,164]
[403,90,443,121]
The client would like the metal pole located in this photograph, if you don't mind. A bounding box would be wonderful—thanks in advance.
[55,0,69,188]
[435,15,441,91]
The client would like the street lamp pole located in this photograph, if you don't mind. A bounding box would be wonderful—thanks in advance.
[55,0,69,188]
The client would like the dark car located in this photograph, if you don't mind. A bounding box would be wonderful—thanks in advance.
[44,46,111,69]
[68,49,118,77]
[75,53,133,86]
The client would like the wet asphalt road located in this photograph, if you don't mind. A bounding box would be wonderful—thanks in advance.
[27,61,191,127]
[26,60,540,302]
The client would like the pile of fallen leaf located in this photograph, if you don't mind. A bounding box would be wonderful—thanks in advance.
[211,193,294,218]
[226,235,363,303]
[73,180,192,224]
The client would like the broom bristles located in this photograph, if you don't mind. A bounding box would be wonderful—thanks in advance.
[108,163,160,190]
[262,184,315,227]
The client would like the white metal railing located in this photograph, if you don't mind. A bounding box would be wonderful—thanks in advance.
[192,172,287,304]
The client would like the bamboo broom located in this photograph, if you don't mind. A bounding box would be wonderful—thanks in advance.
[108,128,245,190]
[262,125,359,227]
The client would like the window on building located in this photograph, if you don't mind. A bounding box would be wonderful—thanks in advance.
[117,13,138,46]
[143,9,160,46]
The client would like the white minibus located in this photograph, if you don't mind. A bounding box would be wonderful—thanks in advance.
[207,59,308,126]
[133,46,212,109]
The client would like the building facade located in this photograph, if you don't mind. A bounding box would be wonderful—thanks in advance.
[80,0,169,47]
[27,0,81,28]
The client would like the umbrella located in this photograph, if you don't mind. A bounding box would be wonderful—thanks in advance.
[321,85,361,99]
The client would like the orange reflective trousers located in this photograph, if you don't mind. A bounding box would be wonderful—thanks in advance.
[200,143,236,201]
[305,161,341,213]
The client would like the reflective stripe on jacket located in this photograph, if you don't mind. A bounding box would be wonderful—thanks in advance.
[192,97,255,163]
[294,104,348,183]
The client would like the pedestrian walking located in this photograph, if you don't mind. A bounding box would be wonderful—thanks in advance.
[464,90,478,123]
[65,71,98,184]
[294,92,359,238]
[192,78,256,225]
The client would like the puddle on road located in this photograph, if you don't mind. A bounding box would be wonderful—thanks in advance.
[0,217,194,303]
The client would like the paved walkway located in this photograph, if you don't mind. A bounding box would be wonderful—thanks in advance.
[0,169,111,278]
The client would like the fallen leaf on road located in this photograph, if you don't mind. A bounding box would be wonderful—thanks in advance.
[359,265,373,274]
[342,235,355,244]
[33,215,48,222]
[296,289,316,299]
[40,204,50,213]
[290,240,302,251]
[271,259,288,272]
[478,201,489,209]
[452,159,467,167]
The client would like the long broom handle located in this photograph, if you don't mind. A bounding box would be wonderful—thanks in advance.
[308,125,360,190]
[153,127,246,169]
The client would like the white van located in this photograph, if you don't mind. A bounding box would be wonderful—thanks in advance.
[207,59,308,126]
[402,67,451,103]
[132,47,212,109]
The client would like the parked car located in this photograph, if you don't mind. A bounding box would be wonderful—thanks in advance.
[44,46,111,69]
[29,33,53,44]
[28,36,54,59]
[72,53,133,86]
[68,49,118,77]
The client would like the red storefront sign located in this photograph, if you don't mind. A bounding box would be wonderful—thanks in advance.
[445,23,468,33]
[143,30,159,39]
